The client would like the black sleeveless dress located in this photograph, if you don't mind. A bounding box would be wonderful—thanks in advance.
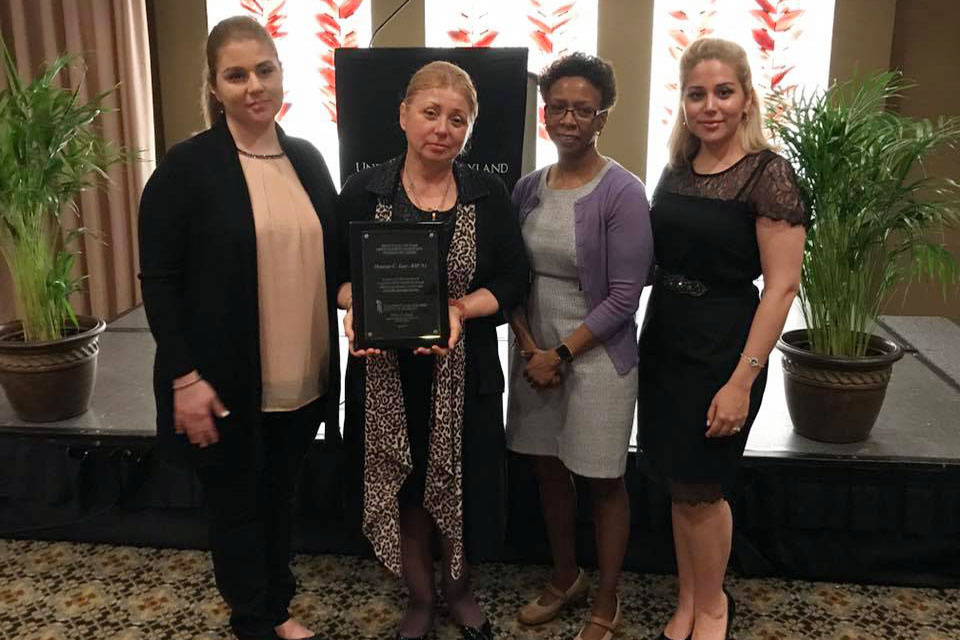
[637,151,805,488]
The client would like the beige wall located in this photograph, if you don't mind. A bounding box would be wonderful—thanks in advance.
[371,0,424,47]
[829,0,897,82]
[152,0,208,148]
[823,0,960,320]
[883,0,960,319]
[597,0,654,178]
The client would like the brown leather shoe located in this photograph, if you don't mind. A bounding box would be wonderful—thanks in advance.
[517,568,590,626]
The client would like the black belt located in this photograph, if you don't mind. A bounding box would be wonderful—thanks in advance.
[655,268,752,297]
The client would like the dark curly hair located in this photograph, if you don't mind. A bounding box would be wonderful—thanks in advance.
[538,52,617,111]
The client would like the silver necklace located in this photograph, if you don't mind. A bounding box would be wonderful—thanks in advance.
[405,168,453,222]
[236,147,286,160]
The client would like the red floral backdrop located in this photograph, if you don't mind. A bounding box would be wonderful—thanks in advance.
[646,0,833,184]
[208,0,372,186]
[239,0,368,124]
[446,5,501,47]
[656,0,814,130]
[660,0,718,126]
[749,0,806,120]
[240,0,293,119]
[426,0,598,164]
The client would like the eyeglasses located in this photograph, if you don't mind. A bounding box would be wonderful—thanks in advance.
[545,104,608,122]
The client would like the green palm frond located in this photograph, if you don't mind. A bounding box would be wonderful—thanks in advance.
[770,72,960,357]
[0,36,124,342]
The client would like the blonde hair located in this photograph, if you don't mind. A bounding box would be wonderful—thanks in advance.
[201,16,279,128]
[403,61,479,123]
[667,38,770,167]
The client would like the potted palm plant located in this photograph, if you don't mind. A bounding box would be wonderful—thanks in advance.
[772,71,960,443]
[0,38,123,421]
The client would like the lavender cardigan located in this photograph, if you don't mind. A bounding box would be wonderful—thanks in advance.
[512,161,654,375]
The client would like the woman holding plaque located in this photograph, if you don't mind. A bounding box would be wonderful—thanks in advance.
[639,38,805,640]
[336,61,528,640]
[139,16,339,640]
[506,53,653,640]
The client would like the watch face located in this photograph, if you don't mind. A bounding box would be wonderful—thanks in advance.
[556,344,574,362]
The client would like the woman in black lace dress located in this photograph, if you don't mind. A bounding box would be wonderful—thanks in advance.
[638,39,806,640]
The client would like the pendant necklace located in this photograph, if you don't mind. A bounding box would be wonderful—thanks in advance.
[405,168,453,222]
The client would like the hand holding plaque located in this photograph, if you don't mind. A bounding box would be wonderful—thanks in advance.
[412,301,465,357]
[349,221,450,350]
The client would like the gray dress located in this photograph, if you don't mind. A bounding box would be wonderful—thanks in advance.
[505,162,638,478]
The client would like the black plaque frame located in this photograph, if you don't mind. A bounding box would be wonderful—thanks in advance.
[349,221,449,350]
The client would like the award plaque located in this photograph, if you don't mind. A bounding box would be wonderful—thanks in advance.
[349,221,449,350]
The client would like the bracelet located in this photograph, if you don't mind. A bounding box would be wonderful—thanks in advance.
[172,374,203,391]
[741,352,765,369]
[448,298,467,321]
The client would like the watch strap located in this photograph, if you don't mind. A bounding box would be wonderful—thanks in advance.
[555,343,574,363]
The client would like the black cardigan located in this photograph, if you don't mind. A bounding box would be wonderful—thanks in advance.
[138,118,341,468]
[336,156,529,394]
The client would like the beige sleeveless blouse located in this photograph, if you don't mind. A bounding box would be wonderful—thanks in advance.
[239,153,330,412]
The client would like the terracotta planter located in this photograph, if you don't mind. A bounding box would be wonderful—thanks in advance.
[776,329,904,443]
[0,316,107,422]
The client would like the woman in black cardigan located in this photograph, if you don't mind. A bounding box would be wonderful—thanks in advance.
[138,17,337,640]
[336,61,529,640]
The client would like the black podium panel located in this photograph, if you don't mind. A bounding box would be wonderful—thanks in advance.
[336,47,528,191]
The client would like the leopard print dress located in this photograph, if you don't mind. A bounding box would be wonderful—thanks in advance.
[362,196,477,580]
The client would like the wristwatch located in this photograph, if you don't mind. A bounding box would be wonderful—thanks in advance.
[554,343,574,363]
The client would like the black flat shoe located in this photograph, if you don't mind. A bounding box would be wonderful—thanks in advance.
[723,587,736,640]
[652,632,691,640]
[459,619,494,640]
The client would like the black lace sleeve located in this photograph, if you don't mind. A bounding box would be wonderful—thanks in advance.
[749,155,807,226]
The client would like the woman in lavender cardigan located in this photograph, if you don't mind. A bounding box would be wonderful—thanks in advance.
[506,53,654,640]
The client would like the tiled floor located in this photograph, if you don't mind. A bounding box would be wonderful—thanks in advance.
[1,539,957,640]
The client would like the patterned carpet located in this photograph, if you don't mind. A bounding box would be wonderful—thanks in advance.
[1,539,957,640]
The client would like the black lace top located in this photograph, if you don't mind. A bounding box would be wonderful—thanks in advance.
[656,150,807,227]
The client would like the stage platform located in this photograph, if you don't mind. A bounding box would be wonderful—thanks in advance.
[1,306,958,587]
